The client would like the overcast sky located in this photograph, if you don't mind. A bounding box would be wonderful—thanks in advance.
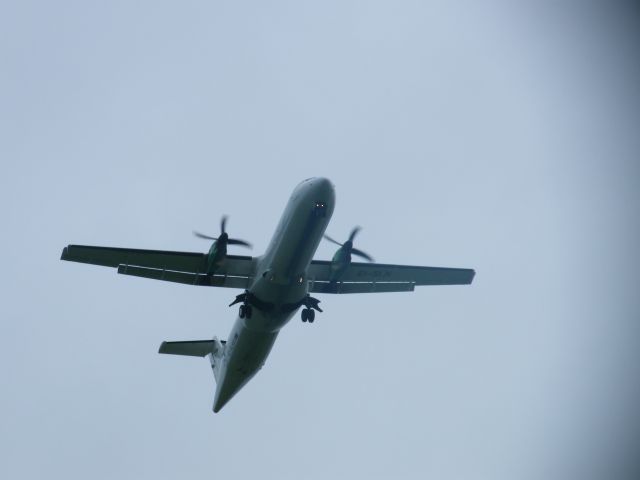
[2,1,639,479]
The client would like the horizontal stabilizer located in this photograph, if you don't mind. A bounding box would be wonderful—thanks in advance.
[159,340,225,357]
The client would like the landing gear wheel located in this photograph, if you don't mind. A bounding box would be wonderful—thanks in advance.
[239,304,246,318]
[301,308,315,323]
[245,305,253,319]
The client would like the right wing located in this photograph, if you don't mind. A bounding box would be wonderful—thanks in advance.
[307,260,475,294]
[61,244,254,288]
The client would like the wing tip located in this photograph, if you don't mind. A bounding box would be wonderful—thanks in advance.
[468,269,476,284]
[60,246,69,261]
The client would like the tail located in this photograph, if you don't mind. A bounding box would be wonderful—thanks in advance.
[159,337,226,381]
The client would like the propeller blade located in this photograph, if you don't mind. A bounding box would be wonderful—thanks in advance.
[228,238,252,248]
[352,248,374,262]
[220,215,228,234]
[193,231,218,241]
[348,226,361,243]
[323,234,344,247]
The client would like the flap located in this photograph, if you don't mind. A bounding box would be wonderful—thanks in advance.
[118,264,251,289]
[309,281,415,294]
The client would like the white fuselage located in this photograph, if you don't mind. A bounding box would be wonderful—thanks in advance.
[212,178,335,412]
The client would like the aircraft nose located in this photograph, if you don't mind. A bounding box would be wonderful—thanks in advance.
[313,177,335,199]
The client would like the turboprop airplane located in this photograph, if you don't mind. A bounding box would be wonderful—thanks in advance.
[61,178,475,412]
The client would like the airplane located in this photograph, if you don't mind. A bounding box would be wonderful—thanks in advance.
[61,178,475,412]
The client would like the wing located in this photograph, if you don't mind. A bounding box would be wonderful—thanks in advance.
[61,244,254,288]
[307,260,475,294]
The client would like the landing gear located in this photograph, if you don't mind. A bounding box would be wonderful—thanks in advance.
[239,304,253,319]
[299,294,321,324]
[301,308,315,323]
[231,290,254,319]
[302,294,322,313]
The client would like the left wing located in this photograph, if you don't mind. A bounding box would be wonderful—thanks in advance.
[61,245,254,288]
[307,260,475,294]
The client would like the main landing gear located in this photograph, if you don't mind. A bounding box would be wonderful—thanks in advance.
[230,291,322,324]
[229,291,253,319]
[300,294,322,324]
[301,308,315,323]
[239,303,253,319]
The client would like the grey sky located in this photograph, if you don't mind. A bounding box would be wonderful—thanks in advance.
[2,1,639,479]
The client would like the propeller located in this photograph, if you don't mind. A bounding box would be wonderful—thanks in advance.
[323,226,374,262]
[193,215,252,248]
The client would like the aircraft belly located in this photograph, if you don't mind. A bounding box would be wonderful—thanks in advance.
[212,319,279,412]
[261,180,334,285]
[245,279,304,327]
[273,209,326,278]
